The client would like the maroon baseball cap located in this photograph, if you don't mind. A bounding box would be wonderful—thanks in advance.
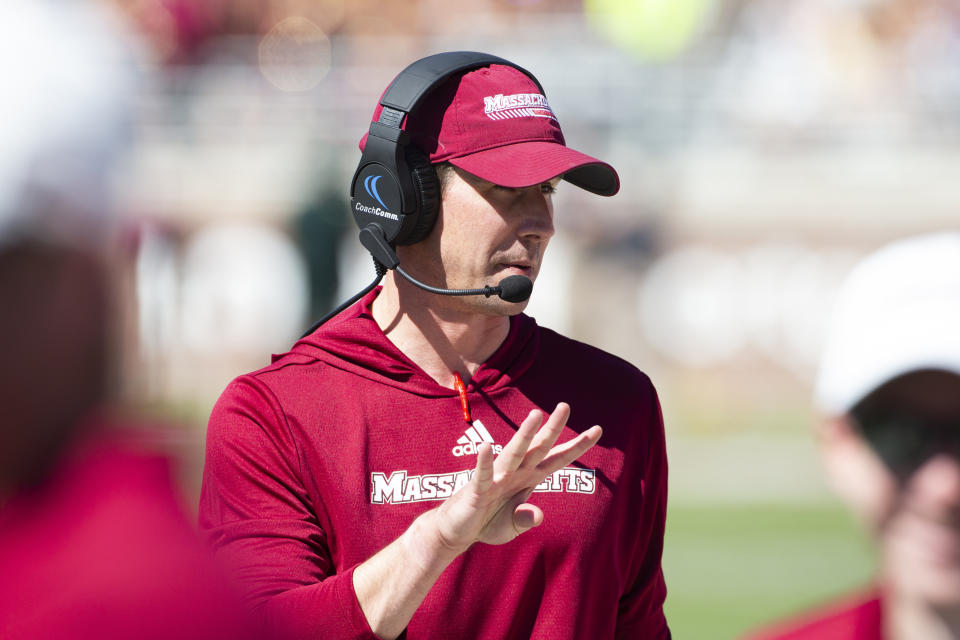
[360,63,620,196]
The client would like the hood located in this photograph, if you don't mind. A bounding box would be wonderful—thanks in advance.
[281,288,540,398]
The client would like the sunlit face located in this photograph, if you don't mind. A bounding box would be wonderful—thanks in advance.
[825,371,960,606]
[396,166,557,316]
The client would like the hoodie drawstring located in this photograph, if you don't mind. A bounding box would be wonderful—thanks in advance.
[452,371,471,424]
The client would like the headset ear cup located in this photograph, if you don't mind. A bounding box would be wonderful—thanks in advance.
[400,148,440,245]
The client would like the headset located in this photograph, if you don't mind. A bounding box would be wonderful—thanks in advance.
[301,52,540,337]
[350,51,542,252]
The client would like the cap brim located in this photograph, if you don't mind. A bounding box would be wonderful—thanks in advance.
[448,141,619,196]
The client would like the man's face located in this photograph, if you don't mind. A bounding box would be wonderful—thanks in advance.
[829,370,960,606]
[396,166,557,316]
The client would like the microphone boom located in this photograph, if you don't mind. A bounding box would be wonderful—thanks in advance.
[395,266,532,302]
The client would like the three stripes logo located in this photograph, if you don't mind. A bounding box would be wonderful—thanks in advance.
[452,420,504,457]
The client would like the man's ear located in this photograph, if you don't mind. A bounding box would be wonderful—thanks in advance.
[817,415,860,493]
[816,414,894,530]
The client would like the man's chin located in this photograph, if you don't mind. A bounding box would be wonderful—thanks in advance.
[887,561,960,606]
[920,574,960,608]
[431,290,530,318]
[482,296,530,317]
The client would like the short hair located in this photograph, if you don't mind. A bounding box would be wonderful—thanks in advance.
[434,162,456,194]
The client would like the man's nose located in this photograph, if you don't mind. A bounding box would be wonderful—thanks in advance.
[516,187,555,241]
[910,454,960,516]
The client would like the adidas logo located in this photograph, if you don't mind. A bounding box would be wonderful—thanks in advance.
[452,420,504,457]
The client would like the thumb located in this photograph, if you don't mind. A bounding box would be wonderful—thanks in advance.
[512,503,544,534]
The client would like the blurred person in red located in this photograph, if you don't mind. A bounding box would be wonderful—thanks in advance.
[0,2,257,638]
[746,232,960,640]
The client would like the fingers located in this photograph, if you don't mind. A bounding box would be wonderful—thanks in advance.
[537,425,602,475]
[524,403,571,465]
[495,403,600,479]
[497,403,571,474]
[494,408,544,474]
[472,442,495,493]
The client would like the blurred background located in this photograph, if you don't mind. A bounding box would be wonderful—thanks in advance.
[36,0,960,636]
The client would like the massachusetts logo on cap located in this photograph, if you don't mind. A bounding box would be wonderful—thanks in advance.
[483,93,557,122]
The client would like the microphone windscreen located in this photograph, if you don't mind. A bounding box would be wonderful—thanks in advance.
[497,275,533,303]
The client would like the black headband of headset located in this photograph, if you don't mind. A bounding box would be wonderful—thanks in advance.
[376,51,543,122]
[351,51,544,258]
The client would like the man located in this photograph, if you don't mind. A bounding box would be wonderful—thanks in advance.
[199,55,670,640]
[0,3,255,639]
[745,232,960,640]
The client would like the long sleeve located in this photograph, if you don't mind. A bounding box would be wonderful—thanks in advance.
[198,376,379,640]
[615,379,670,639]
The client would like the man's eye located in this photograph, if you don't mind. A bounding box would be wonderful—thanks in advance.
[490,183,557,196]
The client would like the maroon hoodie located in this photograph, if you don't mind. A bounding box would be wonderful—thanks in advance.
[199,289,669,640]
[0,421,256,640]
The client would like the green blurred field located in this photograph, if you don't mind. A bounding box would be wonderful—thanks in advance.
[663,502,876,639]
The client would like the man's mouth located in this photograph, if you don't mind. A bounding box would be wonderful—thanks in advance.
[498,262,533,277]
[887,512,960,568]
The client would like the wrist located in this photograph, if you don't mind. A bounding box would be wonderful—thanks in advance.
[403,509,470,571]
